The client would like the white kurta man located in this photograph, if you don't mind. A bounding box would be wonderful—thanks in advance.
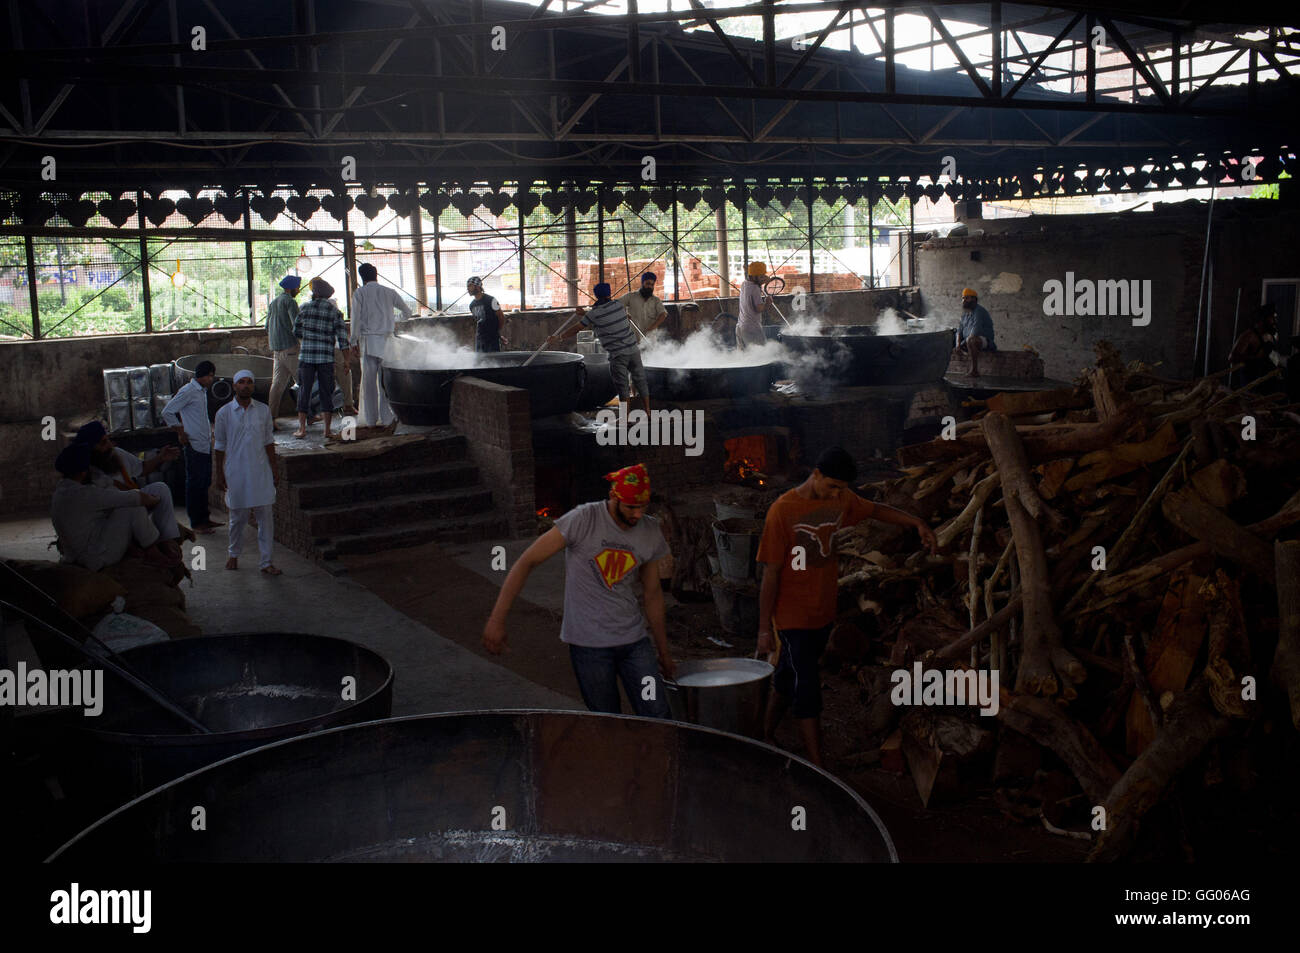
[214,369,281,575]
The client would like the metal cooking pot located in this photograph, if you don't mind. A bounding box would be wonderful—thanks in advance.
[642,361,775,401]
[173,352,277,417]
[65,632,393,811]
[666,657,772,738]
[383,350,586,425]
[778,325,955,386]
[576,353,617,409]
[50,710,897,863]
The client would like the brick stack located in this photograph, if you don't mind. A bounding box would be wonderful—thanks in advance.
[448,376,537,537]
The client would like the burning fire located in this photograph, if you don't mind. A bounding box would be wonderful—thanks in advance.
[724,435,772,487]
[537,507,553,518]
[726,457,767,486]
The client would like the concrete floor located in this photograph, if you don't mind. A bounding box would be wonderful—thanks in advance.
[0,512,575,716]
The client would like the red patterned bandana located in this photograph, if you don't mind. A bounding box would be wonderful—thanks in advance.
[605,463,651,505]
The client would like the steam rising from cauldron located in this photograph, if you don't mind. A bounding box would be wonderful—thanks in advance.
[384,324,494,369]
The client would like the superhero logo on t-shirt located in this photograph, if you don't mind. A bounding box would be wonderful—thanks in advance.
[593,548,638,588]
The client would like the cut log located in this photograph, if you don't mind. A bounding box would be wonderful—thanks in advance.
[985,388,1091,416]
[1035,458,1075,500]
[880,728,905,773]
[1063,422,1181,491]
[1203,571,1253,718]
[900,709,995,807]
[1161,487,1275,579]
[996,689,1122,805]
[1125,570,1208,755]
[1271,540,1300,731]
[1088,676,1238,862]
[1087,341,1138,423]
[983,412,1083,696]
[896,405,1143,466]
[1188,459,1247,508]
[935,472,999,549]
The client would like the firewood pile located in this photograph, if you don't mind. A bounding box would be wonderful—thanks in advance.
[832,341,1300,860]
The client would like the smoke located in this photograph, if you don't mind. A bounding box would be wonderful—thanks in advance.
[641,328,787,369]
[383,324,492,369]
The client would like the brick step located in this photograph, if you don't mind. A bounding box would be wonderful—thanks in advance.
[318,512,509,559]
[303,487,495,537]
[293,461,482,508]
[279,431,468,482]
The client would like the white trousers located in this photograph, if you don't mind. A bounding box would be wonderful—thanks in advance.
[88,506,159,572]
[228,504,275,568]
[358,346,391,427]
[140,482,179,540]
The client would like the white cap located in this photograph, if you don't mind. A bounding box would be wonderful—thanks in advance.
[233,369,254,383]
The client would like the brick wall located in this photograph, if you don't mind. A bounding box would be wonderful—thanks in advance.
[916,197,1300,381]
[449,376,536,537]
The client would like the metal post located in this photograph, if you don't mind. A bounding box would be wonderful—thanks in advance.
[597,185,605,285]
[431,195,443,312]
[564,201,578,308]
[243,194,255,324]
[518,212,527,312]
[991,1,1002,97]
[908,196,915,286]
[741,183,749,269]
[137,193,153,333]
[715,200,729,295]
[806,183,816,294]
[867,191,874,289]
[53,236,66,304]
[343,232,357,325]
[1085,14,1096,103]
[409,186,428,311]
[671,184,679,301]
[23,232,40,339]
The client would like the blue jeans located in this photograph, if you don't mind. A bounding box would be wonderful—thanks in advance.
[182,445,212,527]
[568,637,671,718]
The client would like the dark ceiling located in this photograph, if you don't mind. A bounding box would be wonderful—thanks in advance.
[0,0,1296,194]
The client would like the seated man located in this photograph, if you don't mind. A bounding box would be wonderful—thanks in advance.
[77,420,185,557]
[50,443,172,573]
[954,287,996,377]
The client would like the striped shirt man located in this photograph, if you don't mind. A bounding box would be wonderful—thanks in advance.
[294,297,349,365]
[581,298,639,356]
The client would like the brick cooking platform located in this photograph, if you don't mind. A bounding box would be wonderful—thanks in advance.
[269,430,507,566]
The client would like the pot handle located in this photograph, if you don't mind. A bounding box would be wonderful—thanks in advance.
[575,359,588,393]
[713,521,730,552]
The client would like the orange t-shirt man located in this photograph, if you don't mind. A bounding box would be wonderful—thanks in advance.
[757,489,875,631]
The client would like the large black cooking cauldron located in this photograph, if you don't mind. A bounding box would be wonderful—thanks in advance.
[577,353,618,409]
[642,361,776,401]
[383,351,586,425]
[64,632,393,811]
[173,353,277,417]
[779,325,955,386]
[51,711,898,863]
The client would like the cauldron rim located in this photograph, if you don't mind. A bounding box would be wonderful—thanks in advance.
[384,349,584,371]
[49,709,899,863]
[80,631,394,746]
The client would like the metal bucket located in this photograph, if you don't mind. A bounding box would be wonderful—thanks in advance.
[712,517,762,582]
[49,710,897,862]
[666,658,772,739]
[715,500,761,521]
[709,573,759,637]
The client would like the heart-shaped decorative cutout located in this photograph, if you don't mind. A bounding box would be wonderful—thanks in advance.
[883,183,905,204]
[384,192,414,217]
[573,190,596,214]
[285,194,321,220]
[249,194,286,223]
[355,193,387,219]
[677,189,702,212]
[924,183,945,203]
[600,189,622,214]
[701,187,725,210]
[176,196,214,225]
[213,193,246,224]
[623,190,649,214]
[749,185,774,207]
[514,191,541,216]
[58,198,99,227]
[451,192,480,217]
[539,192,565,215]
[485,192,512,216]
[320,191,353,222]
[649,188,674,211]
[29,199,57,226]
[140,196,176,226]
[773,187,800,208]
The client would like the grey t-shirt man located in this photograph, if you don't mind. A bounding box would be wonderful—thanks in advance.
[554,500,669,647]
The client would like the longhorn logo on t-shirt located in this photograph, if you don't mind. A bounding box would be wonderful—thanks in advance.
[594,548,638,588]
[792,513,844,560]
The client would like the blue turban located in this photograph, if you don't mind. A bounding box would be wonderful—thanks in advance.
[55,443,92,477]
[279,275,302,291]
[74,420,107,445]
[640,272,656,283]
[593,282,612,299]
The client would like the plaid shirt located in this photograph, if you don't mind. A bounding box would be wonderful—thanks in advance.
[293,297,349,364]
